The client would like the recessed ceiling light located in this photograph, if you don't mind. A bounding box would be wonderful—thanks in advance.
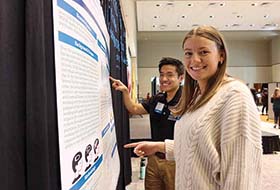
[154,16,158,19]
[152,25,156,28]
[159,24,167,30]
[208,2,216,6]
[208,2,225,7]
[156,4,160,7]
[177,24,181,27]
[209,15,214,18]
[251,3,257,6]
[187,3,193,7]
[166,2,174,6]
[182,15,185,18]
[262,23,278,30]
[232,23,241,27]
[260,2,272,6]
[264,23,278,27]
[236,15,242,18]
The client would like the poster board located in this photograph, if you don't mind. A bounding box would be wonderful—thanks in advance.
[52,0,120,189]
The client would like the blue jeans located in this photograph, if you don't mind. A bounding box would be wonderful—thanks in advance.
[273,109,280,125]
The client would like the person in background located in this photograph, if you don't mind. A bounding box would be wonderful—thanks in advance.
[146,92,151,100]
[250,87,257,105]
[271,87,280,128]
[125,26,262,190]
[110,57,185,190]
[261,88,268,115]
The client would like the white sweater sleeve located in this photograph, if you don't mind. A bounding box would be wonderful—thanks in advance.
[219,87,262,190]
[164,139,175,160]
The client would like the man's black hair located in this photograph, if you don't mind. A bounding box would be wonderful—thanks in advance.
[158,57,185,76]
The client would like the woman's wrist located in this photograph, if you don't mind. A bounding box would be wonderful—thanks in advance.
[156,141,165,153]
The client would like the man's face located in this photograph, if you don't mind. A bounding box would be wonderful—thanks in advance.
[159,65,182,93]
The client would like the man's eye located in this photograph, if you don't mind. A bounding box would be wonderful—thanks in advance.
[200,51,209,55]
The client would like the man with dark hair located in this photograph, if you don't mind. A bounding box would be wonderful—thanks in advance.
[110,57,184,190]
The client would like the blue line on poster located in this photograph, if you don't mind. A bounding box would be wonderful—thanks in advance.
[70,155,103,190]
[101,123,110,138]
[111,142,118,158]
[59,32,98,61]
[110,122,115,132]
[97,40,106,55]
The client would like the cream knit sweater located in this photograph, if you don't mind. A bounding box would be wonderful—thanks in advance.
[165,80,262,190]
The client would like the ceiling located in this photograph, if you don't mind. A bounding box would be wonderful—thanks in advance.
[120,0,280,55]
[136,0,280,32]
[136,0,280,42]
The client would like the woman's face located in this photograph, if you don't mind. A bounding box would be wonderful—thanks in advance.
[183,36,224,90]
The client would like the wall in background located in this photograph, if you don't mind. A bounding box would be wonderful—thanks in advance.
[137,39,274,98]
[271,36,280,82]
[138,66,272,98]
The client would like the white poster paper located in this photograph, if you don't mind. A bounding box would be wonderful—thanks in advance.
[52,0,120,189]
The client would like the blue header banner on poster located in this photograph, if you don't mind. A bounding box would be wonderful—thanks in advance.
[59,32,98,61]
[57,0,98,40]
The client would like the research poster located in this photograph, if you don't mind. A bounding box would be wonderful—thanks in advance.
[52,0,120,189]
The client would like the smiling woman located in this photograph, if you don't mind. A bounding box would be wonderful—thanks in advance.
[125,25,263,190]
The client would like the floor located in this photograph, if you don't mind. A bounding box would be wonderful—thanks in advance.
[126,106,280,190]
[126,157,145,190]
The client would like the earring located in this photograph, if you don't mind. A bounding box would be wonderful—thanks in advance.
[218,61,223,65]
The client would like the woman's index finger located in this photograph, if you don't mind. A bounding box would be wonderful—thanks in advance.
[123,142,140,148]
[109,76,117,82]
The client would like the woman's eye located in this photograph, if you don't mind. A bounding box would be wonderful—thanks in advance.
[184,52,192,57]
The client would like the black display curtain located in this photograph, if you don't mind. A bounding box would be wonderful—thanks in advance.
[0,0,26,189]
[0,0,60,190]
[100,0,132,189]
[25,0,61,189]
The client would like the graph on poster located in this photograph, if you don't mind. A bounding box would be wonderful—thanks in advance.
[52,0,120,189]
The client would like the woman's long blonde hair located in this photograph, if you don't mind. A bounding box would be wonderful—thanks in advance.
[173,26,228,116]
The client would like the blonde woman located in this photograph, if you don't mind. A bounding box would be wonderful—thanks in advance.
[271,87,280,128]
[125,26,262,190]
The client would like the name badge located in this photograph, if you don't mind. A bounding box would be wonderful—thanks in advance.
[154,102,165,114]
[168,113,181,121]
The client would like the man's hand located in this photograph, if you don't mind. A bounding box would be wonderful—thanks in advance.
[109,76,128,93]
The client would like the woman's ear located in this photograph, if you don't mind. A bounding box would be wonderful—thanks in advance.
[219,51,225,63]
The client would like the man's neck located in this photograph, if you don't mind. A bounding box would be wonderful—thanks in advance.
[166,86,179,102]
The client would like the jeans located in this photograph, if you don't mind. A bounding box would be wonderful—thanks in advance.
[145,155,175,190]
